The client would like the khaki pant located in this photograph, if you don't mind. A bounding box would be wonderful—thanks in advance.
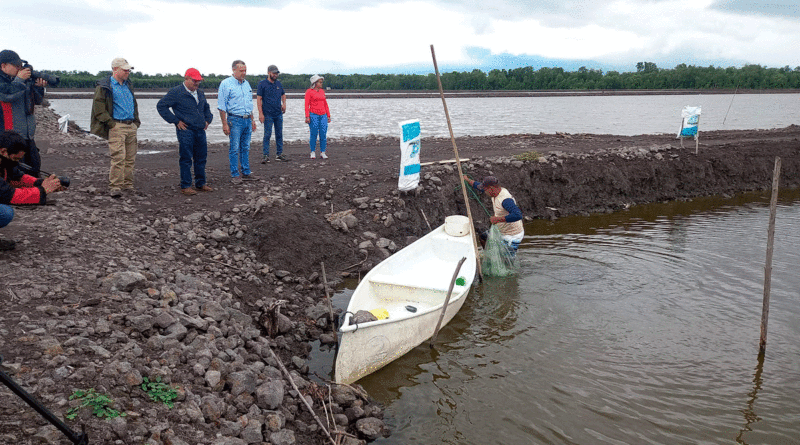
[108,122,138,190]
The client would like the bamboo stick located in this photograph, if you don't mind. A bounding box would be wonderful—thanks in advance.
[430,44,483,281]
[760,157,780,353]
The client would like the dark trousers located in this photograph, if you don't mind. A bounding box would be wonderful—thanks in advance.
[20,139,40,178]
[177,128,208,189]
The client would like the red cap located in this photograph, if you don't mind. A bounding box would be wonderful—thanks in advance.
[185,68,203,81]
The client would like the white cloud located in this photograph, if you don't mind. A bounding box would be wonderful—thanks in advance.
[3,0,800,75]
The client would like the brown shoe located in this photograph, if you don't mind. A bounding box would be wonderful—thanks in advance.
[196,185,213,192]
[181,187,198,196]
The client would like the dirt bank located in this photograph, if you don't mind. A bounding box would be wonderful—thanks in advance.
[1,106,799,445]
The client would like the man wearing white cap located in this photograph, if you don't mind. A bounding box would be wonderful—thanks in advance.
[91,57,140,198]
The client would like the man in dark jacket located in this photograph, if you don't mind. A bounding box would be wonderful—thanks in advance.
[1,130,64,251]
[90,57,140,198]
[0,49,47,178]
[157,68,214,196]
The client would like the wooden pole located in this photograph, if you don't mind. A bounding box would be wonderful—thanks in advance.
[430,257,467,348]
[430,44,483,281]
[760,157,780,353]
[320,262,337,342]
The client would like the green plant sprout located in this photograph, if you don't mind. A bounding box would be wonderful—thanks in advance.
[66,389,125,420]
[141,376,178,408]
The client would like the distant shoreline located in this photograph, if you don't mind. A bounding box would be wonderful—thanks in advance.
[45,88,800,100]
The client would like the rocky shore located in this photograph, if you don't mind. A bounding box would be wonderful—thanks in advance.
[1,106,799,445]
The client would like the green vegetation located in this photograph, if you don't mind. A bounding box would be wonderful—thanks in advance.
[141,376,178,408]
[66,389,125,420]
[43,62,800,90]
[514,151,541,161]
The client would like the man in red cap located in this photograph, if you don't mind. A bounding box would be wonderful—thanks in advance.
[157,68,214,196]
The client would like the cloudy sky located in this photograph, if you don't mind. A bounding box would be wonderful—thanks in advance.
[4,0,799,76]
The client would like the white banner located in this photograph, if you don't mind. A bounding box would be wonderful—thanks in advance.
[398,119,421,191]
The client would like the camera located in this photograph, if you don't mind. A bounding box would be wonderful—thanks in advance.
[21,63,60,87]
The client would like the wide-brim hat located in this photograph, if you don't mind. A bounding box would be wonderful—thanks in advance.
[310,74,324,86]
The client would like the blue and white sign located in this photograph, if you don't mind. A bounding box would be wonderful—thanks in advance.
[678,106,701,138]
[398,119,421,191]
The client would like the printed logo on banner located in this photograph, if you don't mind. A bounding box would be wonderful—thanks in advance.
[398,120,421,191]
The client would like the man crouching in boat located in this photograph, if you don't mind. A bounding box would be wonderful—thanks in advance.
[462,175,524,251]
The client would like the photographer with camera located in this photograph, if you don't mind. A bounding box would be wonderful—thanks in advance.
[0,130,65,251]
[0,49,49,178]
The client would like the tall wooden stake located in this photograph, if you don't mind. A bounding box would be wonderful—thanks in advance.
[760,157,780,353]
[430,44,483,281]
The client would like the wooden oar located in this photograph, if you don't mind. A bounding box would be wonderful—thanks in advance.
[430,44,484,282]
[430,256,467,348]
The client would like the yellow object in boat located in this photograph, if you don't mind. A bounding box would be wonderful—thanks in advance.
[369,308,389,320]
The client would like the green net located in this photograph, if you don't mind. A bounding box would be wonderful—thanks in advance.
[481,225,519,276]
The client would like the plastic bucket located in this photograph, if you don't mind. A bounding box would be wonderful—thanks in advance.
[444,215,470,237]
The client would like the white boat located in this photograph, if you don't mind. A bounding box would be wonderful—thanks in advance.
[334,215,477,384]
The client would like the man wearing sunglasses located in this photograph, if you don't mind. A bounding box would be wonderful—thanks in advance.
[157,68,214,196]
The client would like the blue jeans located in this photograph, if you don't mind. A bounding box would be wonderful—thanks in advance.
[0,204,13,228]
[177,128,208,189]
[262,114,284,156]
[308,113,328,153]
[227,116,252,177]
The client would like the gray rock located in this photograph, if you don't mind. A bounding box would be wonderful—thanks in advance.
[342,214,358,228]
[101,271,147,292]
[211,228,229,242]
[227,370,257,397]
[356,417,387,441]
[256,379,284,410]
[201,301,229,322]
[205,370,222,388]
[239,419,263,444]
[358,240,374,250]
[269,429,296,445]
[264,410,285,432]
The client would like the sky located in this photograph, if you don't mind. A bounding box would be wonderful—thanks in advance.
[4,0,800,76]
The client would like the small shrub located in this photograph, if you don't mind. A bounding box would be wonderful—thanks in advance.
[66,389,125,420]
[514,151,541,161]
[141,376,178,408]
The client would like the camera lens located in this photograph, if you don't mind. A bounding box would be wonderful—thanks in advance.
[59,177,70,188]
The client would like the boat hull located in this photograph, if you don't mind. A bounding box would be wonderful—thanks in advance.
[334,221,476,384]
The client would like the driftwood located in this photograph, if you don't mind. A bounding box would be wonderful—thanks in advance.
[267,346,337,445]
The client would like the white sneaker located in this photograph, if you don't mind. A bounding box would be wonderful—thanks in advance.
[310,152,316,159]
[321,152,328,159]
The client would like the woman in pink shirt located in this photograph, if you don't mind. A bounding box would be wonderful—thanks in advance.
[304,74,331,159]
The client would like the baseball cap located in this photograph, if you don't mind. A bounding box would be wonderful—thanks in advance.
[481,176,499,188]
[185,68,203,81]
[268,65,280,74]
[111,57,133,70]
[0,50,24,67]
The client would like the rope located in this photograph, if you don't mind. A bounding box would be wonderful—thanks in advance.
[455,179,492,217]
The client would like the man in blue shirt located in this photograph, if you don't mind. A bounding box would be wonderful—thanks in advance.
[90,57,140,198]
[257,65,287,163]
[157,68,214,196]
[218,60,257,184]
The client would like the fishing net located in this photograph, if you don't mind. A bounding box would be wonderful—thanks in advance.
[481,225,519,276]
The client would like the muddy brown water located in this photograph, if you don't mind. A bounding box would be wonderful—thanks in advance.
[313,190,800,444]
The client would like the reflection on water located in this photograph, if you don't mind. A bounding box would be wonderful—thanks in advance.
[315,190,800,444]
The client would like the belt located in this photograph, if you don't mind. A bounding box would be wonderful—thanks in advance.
[227,113,251,119]
[114,119,135,124]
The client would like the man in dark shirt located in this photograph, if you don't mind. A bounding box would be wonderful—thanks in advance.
[257,65,287,163]
[0,49,47,178]
[157,68,214,196]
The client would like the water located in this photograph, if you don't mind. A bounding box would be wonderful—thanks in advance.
[315,192,800,444]
[48,93,800,145]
